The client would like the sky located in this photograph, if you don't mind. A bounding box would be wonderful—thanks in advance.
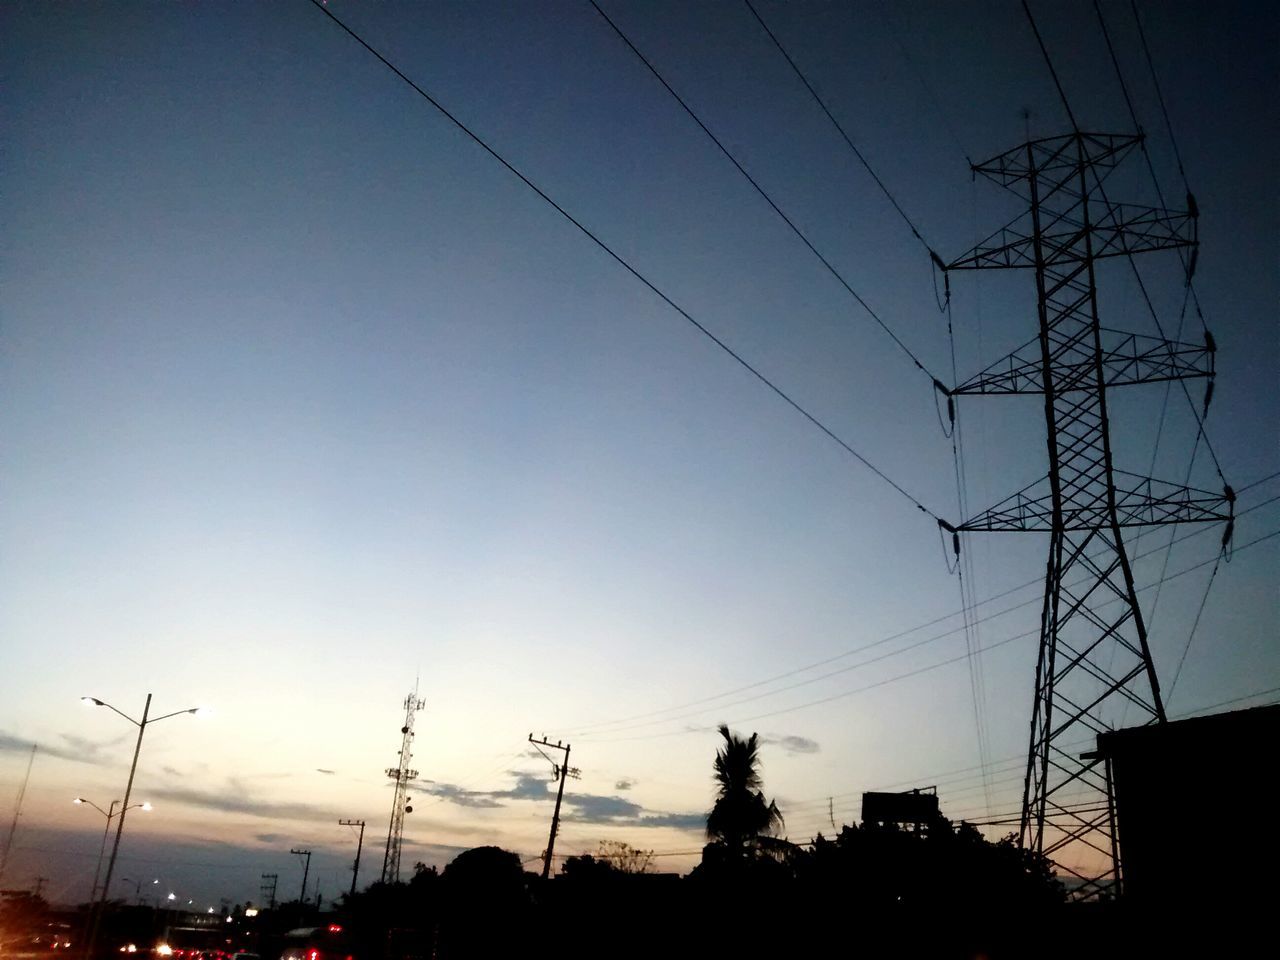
[2,0,1276,908]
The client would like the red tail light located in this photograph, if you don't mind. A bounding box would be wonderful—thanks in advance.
[307,950,318,960]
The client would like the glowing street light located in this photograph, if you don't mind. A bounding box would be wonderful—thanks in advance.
[73,798,151,901]
[81,694,205,960]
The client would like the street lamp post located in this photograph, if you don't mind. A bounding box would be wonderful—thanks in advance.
[73,798,151,902]
[81,694,203,960]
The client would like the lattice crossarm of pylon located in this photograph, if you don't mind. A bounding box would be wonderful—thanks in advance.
[1096,328,1214,387]
[955,481,1055,531]
[945,217,1038,270]
[950,328,1210,395]
[945,206,1194,271]
[956,471,1231,532]
[1111,473,1233,526]
[969,132,1142,192]
[1086,203,1197,260]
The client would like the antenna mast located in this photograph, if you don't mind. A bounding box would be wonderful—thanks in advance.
[381,687,425,884]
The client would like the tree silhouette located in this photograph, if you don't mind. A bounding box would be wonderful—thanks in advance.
[705,724,783,856]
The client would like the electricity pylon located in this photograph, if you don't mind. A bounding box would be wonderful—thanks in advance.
[381,688,425,884]
[942,132,1232,899]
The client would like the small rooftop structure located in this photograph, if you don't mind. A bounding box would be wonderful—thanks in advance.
[861,787,939,832]
[1094,702,1279,905]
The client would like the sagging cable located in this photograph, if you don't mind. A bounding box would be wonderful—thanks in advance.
[933,379,955,438]
[929,250,951,312]
[1222,486,1235,560]
[937,519,961,574]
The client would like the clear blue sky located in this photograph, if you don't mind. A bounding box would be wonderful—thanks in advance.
[2,0,1276,907]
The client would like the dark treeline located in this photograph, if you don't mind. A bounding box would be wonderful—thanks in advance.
[3,726,1231,958]
[335,722,1066,957]
[342,817,1062,959]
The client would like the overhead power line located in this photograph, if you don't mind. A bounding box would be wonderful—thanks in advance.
[577,525,1280,742]
[787,677,1280,817]
[741,0,943,264]
[303,0,942,522]
[1019,0,1080,132]
[588,0,942,384]
[1130,0,1190,190]
[562,485,1278,738]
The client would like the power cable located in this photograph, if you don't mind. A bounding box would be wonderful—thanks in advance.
[1164,554,1221,707]
[1129,0,1190,190]
[303,0,943,521]
[588,0,943,384]
[876,1,974,167]
[578,525,1280,741]
[1019,0,1080,132]
[788,679,1280,821]
[942,285,993,810]
[740,0,945,264]
[562,485,1279,738]
[1175,686,1280,719]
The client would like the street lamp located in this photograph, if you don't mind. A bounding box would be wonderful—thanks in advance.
[73,798,151,902]
[81,694,205,960]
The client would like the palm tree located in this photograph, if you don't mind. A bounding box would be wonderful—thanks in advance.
[706,724,784,855]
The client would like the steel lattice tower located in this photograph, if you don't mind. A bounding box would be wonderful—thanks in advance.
[381,689,425,884]
[943,132,1232,898]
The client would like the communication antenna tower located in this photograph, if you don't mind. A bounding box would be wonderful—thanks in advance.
[942,131,1232,898]
[381,687,425,884]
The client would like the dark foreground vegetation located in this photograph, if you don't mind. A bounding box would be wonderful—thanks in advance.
[1,728,1248,957]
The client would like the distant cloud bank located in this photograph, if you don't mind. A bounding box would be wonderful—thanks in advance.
[422,770,703,832]
[0,730,126,765]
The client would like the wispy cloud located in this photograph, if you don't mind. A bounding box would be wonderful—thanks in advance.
[762,734,820,755]
[0,730,124,765]
[315,768,335,775]
[422,772,702,832]
[421,783,504,809]
[566,794,642,822]
[146,780,331,821]
[633,811,706,831]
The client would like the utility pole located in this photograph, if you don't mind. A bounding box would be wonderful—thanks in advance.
[289,849,311,906]
[527,735,579,880]
[382,687,425,885]
[942,131,1231,899]
[259,874,278,910]
[338,819,366,897]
